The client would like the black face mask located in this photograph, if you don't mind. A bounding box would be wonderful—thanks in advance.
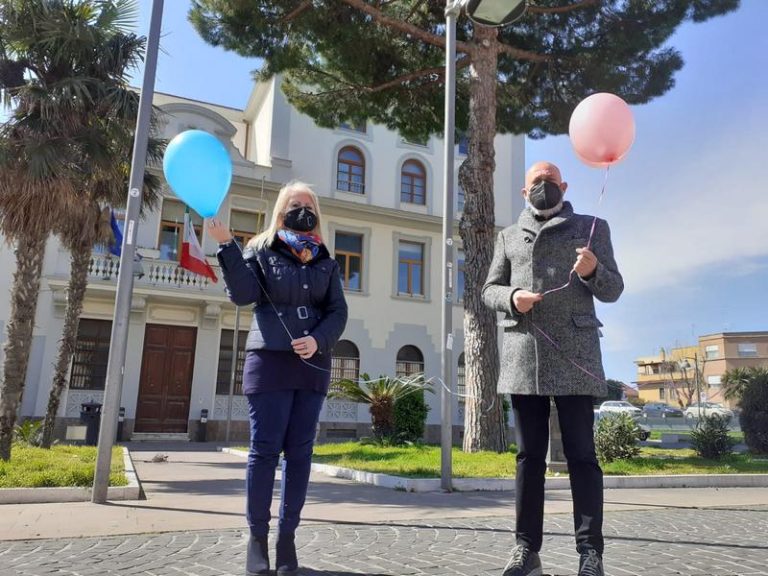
[283,206,317,233]
[527,180,563,211]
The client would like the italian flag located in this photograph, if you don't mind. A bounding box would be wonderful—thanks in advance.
[180,211,218,283]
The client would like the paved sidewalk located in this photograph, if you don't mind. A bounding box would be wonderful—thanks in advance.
[2,444,768,575]
[3,507,768,575]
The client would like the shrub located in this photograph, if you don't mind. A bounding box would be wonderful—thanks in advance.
[393,390,430,443]
[595,413,641,463]
[13,419,43,447]
[331,373,433,442]
[740,372,768,455]
[690,414,734,460]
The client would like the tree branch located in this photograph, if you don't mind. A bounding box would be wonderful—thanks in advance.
[497,43,554,63]
[338,0,472,53]
[364,57,471,93]
[281,1,313,23]
[298,57,471,98]
[404,0,428,23]
[340,0,553,63]
[527,0,601,14]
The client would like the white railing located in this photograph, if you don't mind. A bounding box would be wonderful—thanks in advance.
[88,254,221,292]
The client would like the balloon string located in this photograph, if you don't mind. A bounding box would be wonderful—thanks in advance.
[530,320,605,383]
[540,166,609,297]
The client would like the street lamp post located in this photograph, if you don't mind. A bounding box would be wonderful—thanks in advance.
[680,353,703,419]
[91,0,164,503]
[440,0,526,492]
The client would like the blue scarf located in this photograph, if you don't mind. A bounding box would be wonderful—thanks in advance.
[277,229,322,263]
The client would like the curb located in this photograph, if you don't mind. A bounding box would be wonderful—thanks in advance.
[0,447,141,504]
[221,447,768,493]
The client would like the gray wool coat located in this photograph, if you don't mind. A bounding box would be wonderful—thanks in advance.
[482,202,623,397]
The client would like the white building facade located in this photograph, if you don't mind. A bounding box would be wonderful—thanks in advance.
[0,77,525,442]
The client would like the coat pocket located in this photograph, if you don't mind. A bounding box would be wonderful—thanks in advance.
[571,314,603,358]
[571,314,603,329]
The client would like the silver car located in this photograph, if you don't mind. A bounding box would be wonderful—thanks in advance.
[683,402,734,421]
[599,400,642,417]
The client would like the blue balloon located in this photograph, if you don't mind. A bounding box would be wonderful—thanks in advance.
[163,130,233,217]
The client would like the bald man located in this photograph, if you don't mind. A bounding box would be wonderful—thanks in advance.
[483,161,624,576]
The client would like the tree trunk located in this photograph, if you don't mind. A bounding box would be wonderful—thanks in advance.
[370,398,395,441]
[41,243,92,448]
[459,26,507,453]
[0,233,47,461]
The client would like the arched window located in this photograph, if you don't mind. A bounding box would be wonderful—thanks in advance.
[337,146,365,194]
[457,352,466,403]
[331,340,360,392]
[396,345,424,378]
[400,159,426,205]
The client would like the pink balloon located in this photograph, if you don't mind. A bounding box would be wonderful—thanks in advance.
[569,93,635,167]
[574,150,611,169]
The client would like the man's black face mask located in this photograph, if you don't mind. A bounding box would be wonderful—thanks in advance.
[528,180,563,210]
[283,207,317,232]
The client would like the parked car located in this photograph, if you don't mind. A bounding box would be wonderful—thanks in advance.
[599,400,642,417]
[642,402,684,419]
[636,422,651,441]
[683,402,734,421]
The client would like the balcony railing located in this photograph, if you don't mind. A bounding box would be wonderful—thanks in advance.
[88,253,221,292]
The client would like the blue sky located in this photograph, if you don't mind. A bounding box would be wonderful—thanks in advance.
[134,1,768,386]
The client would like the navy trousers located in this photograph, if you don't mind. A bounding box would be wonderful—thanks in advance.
[511,394,604,554]
[246,389,326,537]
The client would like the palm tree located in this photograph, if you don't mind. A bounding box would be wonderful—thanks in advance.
[0,0,153,459]
[722,366,768,405]
[330,374,433,442]
[41,121,164,448]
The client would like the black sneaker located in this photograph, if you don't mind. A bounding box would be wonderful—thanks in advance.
[578,549,604,576]
[245,535,270,576]
[502,545,542,576]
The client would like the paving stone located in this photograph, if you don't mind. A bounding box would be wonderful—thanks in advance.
[1,507,767,576]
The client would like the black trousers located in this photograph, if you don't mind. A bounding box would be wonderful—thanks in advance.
[511,394,604,554]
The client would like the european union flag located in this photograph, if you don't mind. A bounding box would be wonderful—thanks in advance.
[109,210,123,257]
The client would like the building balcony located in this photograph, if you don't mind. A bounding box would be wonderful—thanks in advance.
[47,250,228,302]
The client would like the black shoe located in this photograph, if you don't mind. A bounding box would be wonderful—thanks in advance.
[502,545,542,576]
[245,535,270,575]
[276,532,299,576]
[578,549,604,576]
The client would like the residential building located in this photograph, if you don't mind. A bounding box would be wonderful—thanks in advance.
[0,77,526,443]
[634,332,768,408]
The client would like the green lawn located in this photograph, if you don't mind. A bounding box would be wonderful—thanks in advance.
[647,429,745,443]
[0,444,127,488]
[313,442,518,478]
[603,447,766,476]
[310,442,768,479]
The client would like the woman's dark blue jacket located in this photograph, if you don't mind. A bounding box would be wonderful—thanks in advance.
[216,238,348,355]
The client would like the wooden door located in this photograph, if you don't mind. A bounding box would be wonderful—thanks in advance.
[135,325,197,433]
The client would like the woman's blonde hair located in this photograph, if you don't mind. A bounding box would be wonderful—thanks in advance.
[247,180,324,249]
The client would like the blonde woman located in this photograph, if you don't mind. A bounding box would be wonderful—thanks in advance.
[209,181,348,576]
